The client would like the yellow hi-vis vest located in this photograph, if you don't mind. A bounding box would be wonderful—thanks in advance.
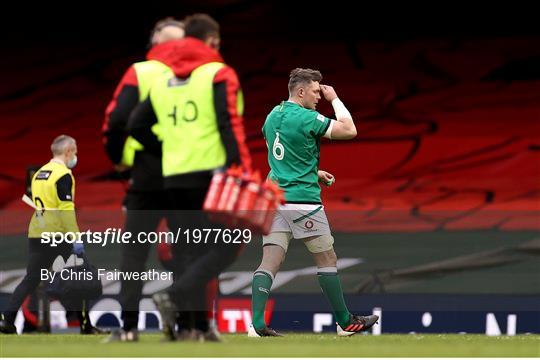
[28,161,79,238]
[120,60,172,167]
[150,62,228,177]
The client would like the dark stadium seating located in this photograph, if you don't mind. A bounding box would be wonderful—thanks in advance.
[1,37,539,233]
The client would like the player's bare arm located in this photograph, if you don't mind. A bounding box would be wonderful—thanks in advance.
[320,84,357,140]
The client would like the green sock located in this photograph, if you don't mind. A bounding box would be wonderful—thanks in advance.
[317,268,351,328]
[251,270,273,329]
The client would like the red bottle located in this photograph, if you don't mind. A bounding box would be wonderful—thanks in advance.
[214,166,242,226]
[252,180,284,235]
[203,171,226,212]
[236,172,261,215]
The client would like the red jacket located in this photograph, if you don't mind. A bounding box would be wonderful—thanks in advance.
[127,38,252,188]
[103,38,251,189]
[102,43,178,165]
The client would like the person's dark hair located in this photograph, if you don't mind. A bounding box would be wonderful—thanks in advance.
[288,68,322,94]
[184,13,220,41]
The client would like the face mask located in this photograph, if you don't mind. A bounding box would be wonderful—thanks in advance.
[67,155,78,169]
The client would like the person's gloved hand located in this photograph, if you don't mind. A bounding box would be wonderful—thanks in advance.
[73,241,85,256]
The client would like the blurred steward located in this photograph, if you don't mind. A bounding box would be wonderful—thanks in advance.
[101,17,184,342]
[128,13,251,341]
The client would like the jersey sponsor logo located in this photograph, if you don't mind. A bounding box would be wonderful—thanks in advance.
[305,220,314,229]
[35,170,52,180]
[316,114,325,122]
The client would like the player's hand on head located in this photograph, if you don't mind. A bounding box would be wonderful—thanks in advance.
[320,84,338,102]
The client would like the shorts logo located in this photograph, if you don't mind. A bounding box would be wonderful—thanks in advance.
[305,220,314,229]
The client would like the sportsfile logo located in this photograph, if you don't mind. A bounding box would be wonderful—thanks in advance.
[39,228,252,247]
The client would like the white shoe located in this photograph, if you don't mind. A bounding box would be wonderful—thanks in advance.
[336,314,379,336]
[336,323,355,337]
[247,324,283,337]
[247,324,261,337]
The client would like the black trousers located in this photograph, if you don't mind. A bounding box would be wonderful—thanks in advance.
[166,187,241,331]
[120,190,172,331]
[3,239,73,324]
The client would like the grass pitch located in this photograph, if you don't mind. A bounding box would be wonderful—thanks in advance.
[1,333,539,357]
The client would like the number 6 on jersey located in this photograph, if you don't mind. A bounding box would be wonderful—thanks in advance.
[272,132,284,160]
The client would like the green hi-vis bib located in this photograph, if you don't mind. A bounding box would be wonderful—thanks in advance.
[150,62,229,177]
[121,60,172,167]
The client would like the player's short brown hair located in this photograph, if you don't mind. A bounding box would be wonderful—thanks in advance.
[288,68,322,94]
[184,13,220,41]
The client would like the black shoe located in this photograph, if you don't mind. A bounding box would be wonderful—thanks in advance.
[337,314,379,336]
[80,325,110,335]
[248,324,283,337]
[0,320,16,334]
[152,292,177,341]
[103,329,139,342]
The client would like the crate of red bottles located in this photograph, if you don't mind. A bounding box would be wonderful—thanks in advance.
[203,166,284,235]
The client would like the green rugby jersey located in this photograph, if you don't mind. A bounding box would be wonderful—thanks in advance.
[263,101,331,203]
